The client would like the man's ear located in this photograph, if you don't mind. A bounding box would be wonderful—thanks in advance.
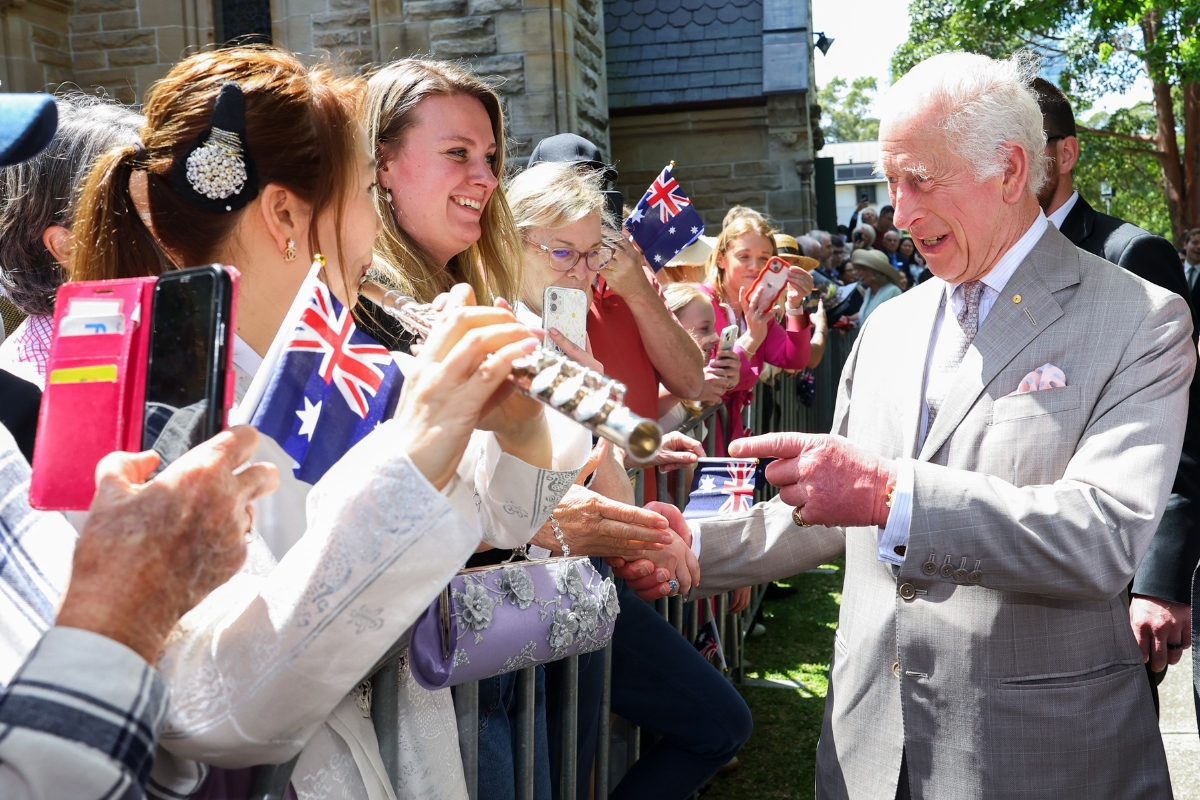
[42,224,71,268]
[1058,136,1080,175]
[257,184,309,258]
[1001,142,1031,205]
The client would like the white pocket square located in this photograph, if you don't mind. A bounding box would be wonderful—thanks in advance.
[1011,363,1066,395]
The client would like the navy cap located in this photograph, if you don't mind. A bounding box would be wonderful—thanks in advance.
[528,133,617,183]
[0,93,57,167]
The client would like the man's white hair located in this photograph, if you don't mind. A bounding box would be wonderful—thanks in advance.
[878,51,1048,195]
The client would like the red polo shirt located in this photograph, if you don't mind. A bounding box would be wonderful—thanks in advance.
[587,269,668,420]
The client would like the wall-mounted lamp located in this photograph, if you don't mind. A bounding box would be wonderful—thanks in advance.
[814,32,834,55]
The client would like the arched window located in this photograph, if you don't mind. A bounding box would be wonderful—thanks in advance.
[214,0,272,45]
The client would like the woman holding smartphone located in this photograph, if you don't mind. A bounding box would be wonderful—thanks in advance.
[702,213,814,452]
[68,47,583,800]
[502,162,751,800]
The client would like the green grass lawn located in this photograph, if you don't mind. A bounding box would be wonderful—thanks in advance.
[704,560,844,800]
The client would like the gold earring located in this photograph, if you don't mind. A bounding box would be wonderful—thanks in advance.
[285,239,296,261]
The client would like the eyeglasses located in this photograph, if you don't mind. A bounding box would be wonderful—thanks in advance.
[525,239,615,272]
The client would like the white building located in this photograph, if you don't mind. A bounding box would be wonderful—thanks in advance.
[817,141,888,229]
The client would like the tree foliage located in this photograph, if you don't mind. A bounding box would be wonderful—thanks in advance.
[892,0,1200,242]
[816,76,881,144]
[1077,104,1173,238]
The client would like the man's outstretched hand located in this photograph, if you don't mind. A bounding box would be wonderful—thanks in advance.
[729,433,896,528]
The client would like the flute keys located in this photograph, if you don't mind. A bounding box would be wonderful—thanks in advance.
[550,372,589,412]
[573,381,617,423]
[528,360,565,397]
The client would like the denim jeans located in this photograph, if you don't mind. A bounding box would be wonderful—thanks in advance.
[472,666,552,800]
[546,574,753,800]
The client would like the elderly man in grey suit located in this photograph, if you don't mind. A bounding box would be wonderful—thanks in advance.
[616,52,1196,798]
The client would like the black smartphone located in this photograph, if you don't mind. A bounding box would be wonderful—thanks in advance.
[142,265,233,470]
[603,189,624,227]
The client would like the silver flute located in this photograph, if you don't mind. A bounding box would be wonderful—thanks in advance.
[359,281,663,462]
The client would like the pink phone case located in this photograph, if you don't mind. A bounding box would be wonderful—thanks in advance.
[748,256,790,313]
[30,268,239,511]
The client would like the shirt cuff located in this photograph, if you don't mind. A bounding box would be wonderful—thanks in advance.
[876,459,914,566]
[688,520,702,559]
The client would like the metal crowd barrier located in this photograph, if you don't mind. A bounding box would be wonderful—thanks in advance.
[250,328,859,800]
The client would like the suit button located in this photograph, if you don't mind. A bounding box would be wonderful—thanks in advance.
[940,563,955,578]
[892,661,900,677]
[968,570,983,583]
[953,568,968,582]
[899,583,917,600]
[922,561,937,576]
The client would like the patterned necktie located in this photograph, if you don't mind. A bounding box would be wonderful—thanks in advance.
[926,280,987,427]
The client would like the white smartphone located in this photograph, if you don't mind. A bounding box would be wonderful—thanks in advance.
[542,286,589,354]
[718,324,738,351]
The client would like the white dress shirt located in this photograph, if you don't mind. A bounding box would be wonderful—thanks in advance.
[1046,190,1079,230]
[877,212,1049,565]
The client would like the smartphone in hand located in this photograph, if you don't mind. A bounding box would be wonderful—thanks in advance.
[142,265,233,471]
[718,323,738,352]
[748,257,790,314]
[541,286,589,354]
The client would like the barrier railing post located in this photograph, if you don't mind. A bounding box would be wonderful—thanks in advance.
[595,646,612,800]
[370,658,400,792]
[559,656,580,800]
[454,680,479,800]
[514,667,536,800]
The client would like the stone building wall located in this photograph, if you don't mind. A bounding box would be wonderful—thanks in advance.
[610,93,817,235]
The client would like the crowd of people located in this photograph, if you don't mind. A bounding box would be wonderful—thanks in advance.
[0,42,1197,800]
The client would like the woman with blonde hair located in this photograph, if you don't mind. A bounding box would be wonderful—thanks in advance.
[68,46,584,800]
[505,161,750,800]
[365,58,520,305]
[702,212,813,450]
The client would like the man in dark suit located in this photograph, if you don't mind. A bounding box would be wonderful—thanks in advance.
[1034,77,1200,716]
[0,370,39,463]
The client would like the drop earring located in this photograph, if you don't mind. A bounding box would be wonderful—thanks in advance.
[386,189,394,209]
[284,238,296,262]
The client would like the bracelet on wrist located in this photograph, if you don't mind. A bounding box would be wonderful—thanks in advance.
[549,513,571,556]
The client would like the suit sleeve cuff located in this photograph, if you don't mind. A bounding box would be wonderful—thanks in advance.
[877,459,914,566]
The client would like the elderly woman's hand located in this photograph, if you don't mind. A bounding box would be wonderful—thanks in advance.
[546,328,604,374]
[56,427,279,663]
[534,484,674,558]
[393,286,544,489]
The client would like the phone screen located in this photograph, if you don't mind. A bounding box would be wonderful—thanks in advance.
[142,268,225,466]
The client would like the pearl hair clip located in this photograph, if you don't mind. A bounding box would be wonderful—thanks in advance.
[171,82,259,213]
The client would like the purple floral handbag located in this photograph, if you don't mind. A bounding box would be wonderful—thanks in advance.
[409,556,619,690]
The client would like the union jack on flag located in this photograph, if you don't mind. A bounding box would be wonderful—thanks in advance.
[683,458,760,520]
[248,272,404,483]
[692,597,727,669]
[624,164,704,272]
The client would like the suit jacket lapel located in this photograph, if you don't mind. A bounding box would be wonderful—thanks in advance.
[1058,195,1095,245]
[897,284,943,458]
[917,229,1075,462]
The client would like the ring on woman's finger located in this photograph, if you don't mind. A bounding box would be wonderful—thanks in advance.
[1168,642,1185,650]
[668,579,679,593]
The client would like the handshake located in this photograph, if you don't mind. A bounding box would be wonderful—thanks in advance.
[605,431,898,601]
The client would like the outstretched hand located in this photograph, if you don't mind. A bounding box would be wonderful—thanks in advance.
[729,433,896,528]
[608,500,700,600]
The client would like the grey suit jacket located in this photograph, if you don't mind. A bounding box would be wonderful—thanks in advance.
[693,226,1195,799]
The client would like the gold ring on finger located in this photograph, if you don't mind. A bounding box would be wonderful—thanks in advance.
[792,506,811,527]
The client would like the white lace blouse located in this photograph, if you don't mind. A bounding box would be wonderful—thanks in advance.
[147,343,590,800]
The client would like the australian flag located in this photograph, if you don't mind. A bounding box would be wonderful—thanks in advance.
[683,458,760,520]
[248,274,403,483]
[624,164,704,271]
[692,597,727,670]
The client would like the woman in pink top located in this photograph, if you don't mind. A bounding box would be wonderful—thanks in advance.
[702,212,814,452]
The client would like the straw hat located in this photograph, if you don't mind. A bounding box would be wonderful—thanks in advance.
[667,235,715,267]
[773,233,820,271]
[850,248,904,285]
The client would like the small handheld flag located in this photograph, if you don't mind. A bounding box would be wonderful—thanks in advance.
[241,263,404,483]
[683,458,759,520]
[692,597,727,670]
[624,164,705,271]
